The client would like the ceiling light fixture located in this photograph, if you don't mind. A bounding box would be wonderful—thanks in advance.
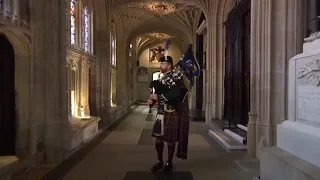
[143,1,176,15]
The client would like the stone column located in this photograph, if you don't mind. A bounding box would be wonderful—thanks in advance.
[29,0,69,161]
[116,39,128,106]
[12,0,19,22]
[248,0,305,158]
[99,1,111,119]
[3,0,11,16]
[247,0,258,157]
[29,0,47,159]
[132,42,138,102]
[90,1,111,118]
[205,1,225,123]
[44,0,68,162]
[205,1,217,123]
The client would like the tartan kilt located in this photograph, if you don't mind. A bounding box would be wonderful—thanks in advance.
[152,111,180,143]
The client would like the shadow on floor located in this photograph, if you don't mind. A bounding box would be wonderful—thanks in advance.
[123,171,193,180]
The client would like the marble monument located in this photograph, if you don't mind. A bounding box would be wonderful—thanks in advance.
[260,32,320,180]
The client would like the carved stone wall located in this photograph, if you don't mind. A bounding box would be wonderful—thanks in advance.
[67,50,93,118]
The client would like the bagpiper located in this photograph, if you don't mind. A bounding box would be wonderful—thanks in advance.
[148,42,200,173]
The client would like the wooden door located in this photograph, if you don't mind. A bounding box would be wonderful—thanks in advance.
[0,34,16,155]
[223,0,251,127]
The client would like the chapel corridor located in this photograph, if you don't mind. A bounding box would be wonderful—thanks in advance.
[26,106,259,180]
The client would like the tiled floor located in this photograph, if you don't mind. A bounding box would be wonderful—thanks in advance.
[46,106,260,180]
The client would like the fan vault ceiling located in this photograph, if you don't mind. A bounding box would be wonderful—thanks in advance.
[111,0,202,53]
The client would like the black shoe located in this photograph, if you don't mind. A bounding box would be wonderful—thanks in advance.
[151,161,163,172]
[162,162,173,173]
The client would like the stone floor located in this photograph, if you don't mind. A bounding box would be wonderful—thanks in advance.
[37,106,259,180]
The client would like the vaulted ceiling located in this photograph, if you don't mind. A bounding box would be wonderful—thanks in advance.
[111,0,203,53]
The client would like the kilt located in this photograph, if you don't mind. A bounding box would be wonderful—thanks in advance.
[151,95,190,159]
[151,103,189,144]
[151,110,180,143]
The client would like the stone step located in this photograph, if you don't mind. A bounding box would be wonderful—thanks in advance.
[0,156,19,180]
[209,129,247,151]
[224,129,246,144]
[237,124,248,132]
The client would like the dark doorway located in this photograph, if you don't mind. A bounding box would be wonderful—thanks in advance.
[196,36,204,110]
[223,0,251,127]
[0,34,16,155]
[196,13,205,110]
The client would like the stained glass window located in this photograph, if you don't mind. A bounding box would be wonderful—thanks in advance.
[111,34,116,66]
[84,7,89,52]
[70,0,76,45]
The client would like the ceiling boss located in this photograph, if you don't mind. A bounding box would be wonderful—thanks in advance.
[143,1,177,16]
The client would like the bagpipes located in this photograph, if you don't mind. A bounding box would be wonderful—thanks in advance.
[149,40,201,103]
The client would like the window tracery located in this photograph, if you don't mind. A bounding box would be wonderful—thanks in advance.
[110,21,117,107]
[70,0,76,45]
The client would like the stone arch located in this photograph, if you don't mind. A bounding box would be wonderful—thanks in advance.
[111,8,124,39]
[127,19,193,46]
[0,27,32,158]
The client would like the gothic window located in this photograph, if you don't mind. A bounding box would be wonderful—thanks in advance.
[128,43,132,69]
[110,22,117,106]
[83,6,90,52]
[111,22,116,67]
[111,35,116,66]
[306,0,320,36]
[70,0,76,45]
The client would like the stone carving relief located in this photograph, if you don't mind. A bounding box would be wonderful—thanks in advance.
[81,59,91,71]
[297,57,320,86]
[67,58,79,71]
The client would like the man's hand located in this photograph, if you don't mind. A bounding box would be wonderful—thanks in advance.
[147,99,153,105]
[150,94,158,100]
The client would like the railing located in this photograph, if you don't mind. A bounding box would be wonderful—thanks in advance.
[0,0,31,33]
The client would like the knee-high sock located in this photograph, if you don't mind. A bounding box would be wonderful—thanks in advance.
[167,143,176,164]
[155,139,164,162]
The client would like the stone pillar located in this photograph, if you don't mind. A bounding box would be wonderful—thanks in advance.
[248,0,305,158]
[116,39,128,106]
[247,0,258,157]
[30,0,69,161]
[3,0,11,16]
[205,2,217,123]
[12,0,19,22]
[90,1,111,118]
[205,1,225,123]
[29,0,47,159]
[101,1,111,119]
[132,42,138,102]
[43,0,68,162]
